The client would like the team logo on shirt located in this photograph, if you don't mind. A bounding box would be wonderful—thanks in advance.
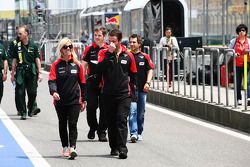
[58,67,65,73]
[90,60,98,64]
[28,47,34,52]
[71,69,77,74]
[121,60,127,64]
[139,62,145,66]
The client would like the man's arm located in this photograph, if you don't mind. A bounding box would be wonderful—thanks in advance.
[2,60,8,81]
[146,69,153,83]
[35,58,43,82]
[82,60,88,76]
[143,69,153,92]
[11,58,17,83]
[172,37,179,50]
[97,49,115,73]
[159,37,165,47]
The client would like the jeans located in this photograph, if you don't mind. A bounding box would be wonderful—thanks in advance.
[129,91,147,136]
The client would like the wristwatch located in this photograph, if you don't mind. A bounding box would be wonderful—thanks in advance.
[146,82,151,86]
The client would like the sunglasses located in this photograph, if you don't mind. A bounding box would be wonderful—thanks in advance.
[240,29,246,32]
[62,45,73,49]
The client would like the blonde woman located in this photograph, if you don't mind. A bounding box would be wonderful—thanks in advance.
[48,38,87,160]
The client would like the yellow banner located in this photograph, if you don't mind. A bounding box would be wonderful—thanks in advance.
[228,5,250,15]
[244,54,247,90]
[0,11,15,19]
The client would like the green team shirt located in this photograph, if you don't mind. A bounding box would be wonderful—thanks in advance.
[0,44,7,70]
[7,39,18,59]
[7,39,19,70]
[13,39,40,65]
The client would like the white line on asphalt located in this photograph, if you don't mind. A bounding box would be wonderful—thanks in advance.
[146,103,250,142]
[0,108,51,167]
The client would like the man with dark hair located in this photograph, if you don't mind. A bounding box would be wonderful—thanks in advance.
[129,34,154,143]
[82,27,108,142]
[97,29,137,159]
[10,25,43,120]
[236,24,248,35]
[159,26,179,87]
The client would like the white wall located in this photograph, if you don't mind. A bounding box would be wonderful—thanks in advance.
[48,0,113,10]
[87,0,113,7]
[0,0,15,10]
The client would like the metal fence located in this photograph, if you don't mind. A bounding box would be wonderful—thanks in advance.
[144,46,250,112]
[43,40,85,65]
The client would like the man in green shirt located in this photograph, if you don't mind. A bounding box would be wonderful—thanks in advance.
[10,25,43,120]
[0,43,8,103]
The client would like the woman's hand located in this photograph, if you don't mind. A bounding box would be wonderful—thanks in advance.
[80,102,86,112]
[52,92,60,101]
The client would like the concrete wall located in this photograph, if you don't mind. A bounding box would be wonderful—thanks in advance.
[147,90,250,134]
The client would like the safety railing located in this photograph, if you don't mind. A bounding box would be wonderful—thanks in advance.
[210,48,221,104]
[43,40,85,65]
[224,49,237,108]
[146,46,249,112]
[42,42,249,111]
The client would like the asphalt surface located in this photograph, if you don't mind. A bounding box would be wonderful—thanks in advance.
[0,72,250,167]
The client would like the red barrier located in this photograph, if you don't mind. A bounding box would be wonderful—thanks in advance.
[220,65,231,87]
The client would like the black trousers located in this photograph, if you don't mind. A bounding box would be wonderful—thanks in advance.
[55,104,80,148]
[86,81,107,135]
[102,94,131,153]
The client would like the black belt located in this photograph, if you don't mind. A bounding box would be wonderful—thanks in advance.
[87,74,97,80]
[17,64,31,70]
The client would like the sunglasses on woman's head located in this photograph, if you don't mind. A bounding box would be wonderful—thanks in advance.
[62,44,73,49]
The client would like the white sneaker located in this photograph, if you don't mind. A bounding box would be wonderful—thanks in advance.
[69,147,78,160]
[238,100,242,105]
[138,135,143,141]
[130,134,137,143]
[61,147,69,157]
